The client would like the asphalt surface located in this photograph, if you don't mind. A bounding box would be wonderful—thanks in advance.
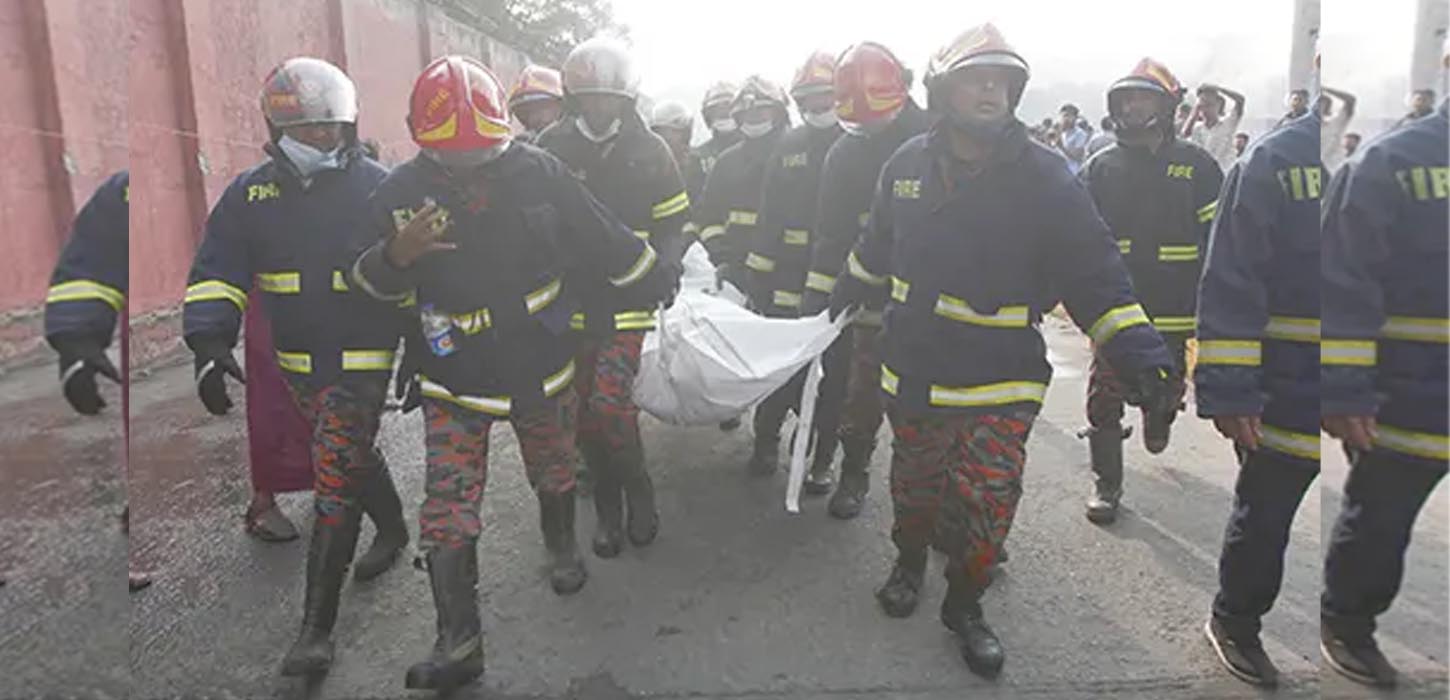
[2,319,1446,699]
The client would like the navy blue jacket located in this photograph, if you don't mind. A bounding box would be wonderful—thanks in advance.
[835,121,1173,414]
[353,143,669,416]
[1195,112,1321,459]
[183,151,401,385]
[46,172,128,348]
[1322,100,1448,460]
[743,122,842,317]
[695,128,786,285]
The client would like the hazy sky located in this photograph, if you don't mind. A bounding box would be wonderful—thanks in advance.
[610,0,1426,133]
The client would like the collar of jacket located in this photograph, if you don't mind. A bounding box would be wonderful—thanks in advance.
[925,118,1030,195]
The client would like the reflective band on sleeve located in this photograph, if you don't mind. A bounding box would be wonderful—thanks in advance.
[525,278,562,314]
[632,230,651,240]
[613,310,658,330]
[745,252,777,272]
[1089,303,1151,345]
[1152,316,1196,333]
[332,270,349,292]
[1116,239,1132,256]
[1259,425,1320,460]
[805,271,836,293]
[185,280,249,311]
[1157,245,1200,262]
[854,310,884,326]
[350,253,412,303]
[276,351,312,374]
[1197,200,1219,223]
[46,280,125,311]
[570,312,586,331]
[698,225,726,242]
[880,364,900,395]
[1381,316,1449,343]
[1374,425,1450,461]
[652,191,690,219]
[930,380,1047,408]
[727,210,758,226]
[783,229,810,246]
[257,272,301,294]
[342,349,396,371]
[1197,339,1261,366]
[1265,316,1320,343]
[935,293,1030,328]
[417,360,575,418]
[773,290,802,307]
[610,245,658,287]
[891,277,910,303]
[847,250,886,286]
[1321,339,1376,366]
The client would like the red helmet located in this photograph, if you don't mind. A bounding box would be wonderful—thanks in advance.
[834,42,909,135]
[408,55,513,152]
[508,64,564,109]
[1107,57,1184,134]
[924,23,1030,112]
[791,50,837,102]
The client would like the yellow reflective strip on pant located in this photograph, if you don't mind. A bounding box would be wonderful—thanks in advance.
[727,210,758,226]
[783,229,810,246]
[1381,316,1450,343]
[805,271,836,293]
[1197,339,1261,366]
[610,245,658,287]
[632,230,651,240]
[276,352,312,374]
[1260,425,1320,459]
[451,308,492,335]
[525,278,562,314]
[698,224,726,242]
[614,310,658,330]
[847,250,886,286]
[46,280,125,311]
[930,380,1047,408]
[342,350,396,371]
[1116,239,1132,255]
[184,280,249,311]
[1321,340,1376,367]
[1152,316,1196,333]
[1265,316,1320,343]
[1157,245,1199,262]
[880,364,900,394]
[745,252,776,272]
[934,294,1029,328]
[652,191,690,219]
[1374,425,1450,461]
[1198,200,1219,223]
[257,272,301,294]
[773,290,802,307]
[890,277,909,303]
[1089,303,1151,345]
[418,376,512,416]
[332,270,349,292]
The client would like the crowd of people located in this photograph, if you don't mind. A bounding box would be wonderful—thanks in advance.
[39,20,1446,695]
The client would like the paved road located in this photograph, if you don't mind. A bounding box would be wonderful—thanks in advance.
[3,319,1445,699]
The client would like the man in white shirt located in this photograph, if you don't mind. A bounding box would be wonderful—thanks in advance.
[1318,86,1358,172]
[1055,103,1090,173]
[1183,83,1245,172]
[1086,116,1115,156]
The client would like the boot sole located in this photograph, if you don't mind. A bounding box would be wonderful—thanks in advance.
[404,659,484,690]
[1320,641,1396,688]
[802,481,834,496]
[592,536,624,559]
[1204,620,1276,687]
[280,652,333,677]
[550,571,588,595]
[1084,508,1118,525]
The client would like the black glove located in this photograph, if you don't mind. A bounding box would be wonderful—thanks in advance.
[191,337,245,416]
[54,337,121,415]
[1123,366,1179,415]
[827,288,858,323]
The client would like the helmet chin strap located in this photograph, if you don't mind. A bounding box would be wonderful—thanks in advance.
[577,115,621,143]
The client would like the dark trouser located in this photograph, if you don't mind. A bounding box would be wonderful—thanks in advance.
[885,403,1037,588]
[418,390,579,552]
[1085,333,1189,429]
[1322,445,1447,640]
[1212,445,1319,637]
[283,377,388,526]
[839,326,885,448]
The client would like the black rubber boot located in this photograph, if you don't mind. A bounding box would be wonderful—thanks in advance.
[1085,425,1125,525]
[539,491,588,595]
[875,549,926,618]
[749,402,784,476]
[617,446,659,547]
[941,574,1004,679]
[405,546,485,690]
[280,507,362,676]
[354,462,409,582]
[827,436,872,519]
[748,436,779,476]
[803,433,837,496]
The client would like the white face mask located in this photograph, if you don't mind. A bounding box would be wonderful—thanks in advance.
[802,109,838,129]
[277,135,342,179]
[576,115,621,143]
[739,120,774,139]
[709,118,738,134]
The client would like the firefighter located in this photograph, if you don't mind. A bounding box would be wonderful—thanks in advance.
[1195,82,1322,689]
[44,171,151,592]
[693,80,741,180]
[1077,59,1224,525]
[828,24,1176,677]
[740,50,844,484]
[351,56,672,691]
[537,37,689,559]
[182,58,409,677]
[1318,96,1448,688]
[803,41,933,520]
[507,64,565,141]
[650,100,706,205]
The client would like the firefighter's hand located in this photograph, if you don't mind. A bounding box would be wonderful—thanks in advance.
[385,200,456,269]
[1123,367,1178,413]
[54,339,121,415]
[192,341,245,416]
[1323,415,1376,452]
[827,290,858,323]
[1213,415,1263,451]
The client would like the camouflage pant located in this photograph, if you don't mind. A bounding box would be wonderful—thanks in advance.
[283,377,388,526]
[1086,333,1189,428]
[839,326,885,445]
[574,332,643,453]
[419,389,579,551]
[886,404,1036,588]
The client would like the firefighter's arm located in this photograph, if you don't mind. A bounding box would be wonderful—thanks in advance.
[744,153,789,309]
[695,160,731,270]
[45,173,128,350]
[555,167,671,302]
[182,181,255,350]
[1193,153,1226,249]
[1193,157,1278,418]
[829,163,894,317]
[1321,152,1395,418]
[646,141,692,269]
[803,145,853,314]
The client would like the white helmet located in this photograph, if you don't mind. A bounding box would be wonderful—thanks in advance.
[650,100,694,132]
